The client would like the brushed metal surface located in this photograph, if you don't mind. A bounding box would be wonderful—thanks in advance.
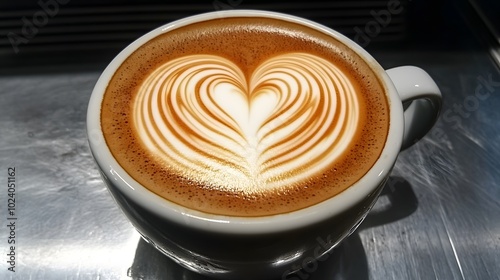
[1,10,500,280]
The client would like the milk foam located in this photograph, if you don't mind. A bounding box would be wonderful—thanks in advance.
[133,53,360,194]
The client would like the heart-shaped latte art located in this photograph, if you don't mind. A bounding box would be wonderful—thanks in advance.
[133,53,360,194]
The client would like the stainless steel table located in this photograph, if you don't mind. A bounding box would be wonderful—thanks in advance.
[1,3,499,280]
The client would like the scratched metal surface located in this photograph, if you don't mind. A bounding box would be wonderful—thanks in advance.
[1,8,500,280]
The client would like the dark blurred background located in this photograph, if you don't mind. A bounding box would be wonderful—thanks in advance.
[0,0,498,73]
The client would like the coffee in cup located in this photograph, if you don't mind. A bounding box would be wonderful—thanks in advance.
[89,10,442,280]
[100,16,390,217]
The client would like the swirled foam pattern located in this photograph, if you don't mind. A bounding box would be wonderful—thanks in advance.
[133,53,360,194]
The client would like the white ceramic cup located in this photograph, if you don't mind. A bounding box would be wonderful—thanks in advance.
[87,10,441,280]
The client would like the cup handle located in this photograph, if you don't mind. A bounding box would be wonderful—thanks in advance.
[385,66,442,150]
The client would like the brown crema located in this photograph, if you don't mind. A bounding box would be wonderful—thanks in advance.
[101,17,389,217]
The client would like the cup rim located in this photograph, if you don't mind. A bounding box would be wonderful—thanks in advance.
[87,9,403,234]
